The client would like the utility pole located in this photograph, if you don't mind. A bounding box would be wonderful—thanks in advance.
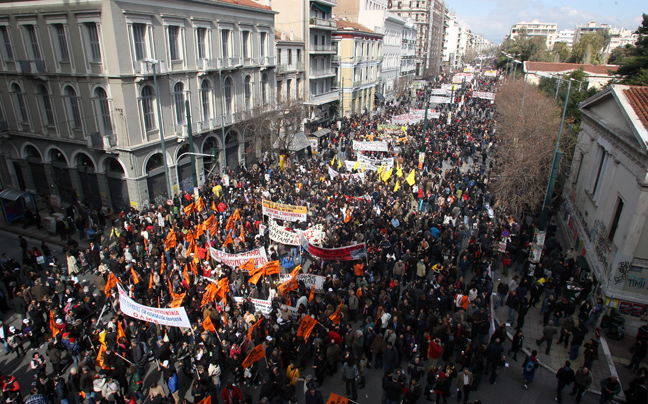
[185,99,197,187]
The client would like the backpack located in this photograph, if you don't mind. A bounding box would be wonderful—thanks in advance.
[503,257,512,266]
[524,358,536,372]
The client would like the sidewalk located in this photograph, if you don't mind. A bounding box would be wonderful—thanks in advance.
[491,267,644,402]
[0,216,93,250]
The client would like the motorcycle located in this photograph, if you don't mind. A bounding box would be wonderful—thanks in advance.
[600,307,625,340]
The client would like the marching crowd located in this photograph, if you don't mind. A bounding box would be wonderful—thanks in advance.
[0,69,645,404]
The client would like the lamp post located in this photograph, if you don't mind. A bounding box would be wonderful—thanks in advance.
[513,58,521,78]
[175,152,213,193]
[144,58,172,198]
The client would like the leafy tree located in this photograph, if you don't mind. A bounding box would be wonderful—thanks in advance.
[569,32,606,64]
[552,42,571,62]
[616,13,648,85]
[499,27,552,65]
[608,45,634,65]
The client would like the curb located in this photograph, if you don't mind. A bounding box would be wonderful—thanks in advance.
[0,224,74,248]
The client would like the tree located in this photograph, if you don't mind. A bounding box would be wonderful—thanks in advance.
[569,32,605,64]
[616,13,648,85]
[537,68,600,129]
[552,42,571,62]
[608,45,633,65]
[499,28,552,64]
[490,80,572,217]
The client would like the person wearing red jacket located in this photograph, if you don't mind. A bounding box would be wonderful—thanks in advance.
[221,383,242,404]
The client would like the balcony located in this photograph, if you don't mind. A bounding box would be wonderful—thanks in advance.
[219,57,242,69]
[133,60,167,74]
[308,89,339,105]
[277,62,305,73]
[88,132,117,150]
[310,68,335,78]
[19,59,46,74]
[309,17,336,30]
[353,80,363,87]
[260,56,276,66]
[243,57,255,66]
[310,44,336,53]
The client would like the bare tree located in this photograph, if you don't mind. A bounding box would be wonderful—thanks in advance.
[490,79,574,218]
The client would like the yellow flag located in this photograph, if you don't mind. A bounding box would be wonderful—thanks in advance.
[397,167,403,177]
[337,157,342,169]
[406,169,416,186]
[361,163,366,172]
[377,164,383,175]
[353,160,360,170]
[330,155,336,166]
[394,181,400,192]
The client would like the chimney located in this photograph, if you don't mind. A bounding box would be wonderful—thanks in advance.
[290,30,294,41]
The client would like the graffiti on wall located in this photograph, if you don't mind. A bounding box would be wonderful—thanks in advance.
[614,261,630,284]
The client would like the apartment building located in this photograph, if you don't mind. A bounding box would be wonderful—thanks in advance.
[509,19,558,49]
[275,31,306,103]
[0,0,276,212]
[333,18,383,116]
[400,19,417,80]
[273,0,338,126]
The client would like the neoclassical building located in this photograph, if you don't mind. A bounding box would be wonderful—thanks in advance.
[0,0,276,212]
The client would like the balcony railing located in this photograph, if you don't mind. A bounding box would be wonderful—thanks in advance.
[220,57,242,68]
[310,68,335,77]
[310,17,336,29]
[133,60,167,74]
[311,44,336,52]
[261,56,276,66]
[277,62,305,73]
[353,80,363,87]
[308,89,339,104]
[19,59,46,73]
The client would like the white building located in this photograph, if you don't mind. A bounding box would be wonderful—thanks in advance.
[606,26,639,55]
[275,31,306,103]
[556,29,575,48]
[561,85,648,316]
[0,0,276,212]
[509,19,558,50]
[522,61,619,90]
[401,19,417,80]
[442,9,468,71]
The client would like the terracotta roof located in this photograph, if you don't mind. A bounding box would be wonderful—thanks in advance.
[525,61,618,75]
[215,0,271,11]
[334,18,376,34]
[624,86,648,131]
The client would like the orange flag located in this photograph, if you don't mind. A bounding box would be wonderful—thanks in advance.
[209,221,219,237]
[201,283,218,307]
[344,209,352,223]
[197,396,211,404]
[225,209,240,232]
[170,293,185,308]
[183,265,190,285]
[308,284,316,302]
[165,231,177,251]
[239,259,255,272]
[195,222,205,238]
[249,271,264,285]
[186,239,196,258]
[247,318,263,341]
[168,279,181,300]
[203,316,217,333]
[325,393,349,404]
[117,321,126,341]
[183,203,195,216]
[50,310,60,338]
[263,260,280,276]
[290,265,302,279]
[160,255,166,274]
[97,344,111,370]
[104,272,118,297]
[329,302,343,325]
[204,214,215,229]
[216,277,230,301]
[278,277,298,296]
[224,232,233,246]
[211,201,217,211]
[297,315,318,341]
[130,267,140,285]
[242,343,265,368]
[195,197,205,212]
[148,274,153,290]
[239,226,246,243]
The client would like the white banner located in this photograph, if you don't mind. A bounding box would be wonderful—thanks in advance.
[473,91,496,100]
[428,96,452,104]
[345,160,379,172]
[233,296,273,315]
[352,140,389,152]
[262,199,308,222]
[358,155,394,168]
[269,221,323,246]
[278,273,326,293]
[431,88,450,95]
[484,70,497,77]
[328,166,366,181]
[118,285,191,328]
[411,109,441,119]
[209,247,268,269]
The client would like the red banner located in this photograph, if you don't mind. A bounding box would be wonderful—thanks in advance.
[300,234,366,261]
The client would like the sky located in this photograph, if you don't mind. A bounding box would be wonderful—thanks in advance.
[450,0,646,44]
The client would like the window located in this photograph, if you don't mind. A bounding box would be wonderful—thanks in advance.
[173,82,185,124]
[261,73,268,103]
[277,80,282,102]
[242,31,249,58]
[0,26,14,60]
[277,49,282,64]
[24,25,41,60]
[288,49,292,65]
[609,196,624,242]
[244,75,252,110]
[95,87,112,134]
[196,28,206,59]
[296,49,301,63]
[296,78,301,99]
[54,24,69,62]
[132,23,147,60]
[65,86,82,129]
[286,79,291,102]
[200,80,211,121]
[141,85,155,131]
[260,32,266,57]
[221,30,229,58]
[12,83,28,123]
[168,26,180,60]
[591,147,606,197]
[39,85,54,126]
[223,77,233,116]
[85,23,102,62]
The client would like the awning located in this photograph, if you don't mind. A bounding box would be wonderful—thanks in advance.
[0,189,28,201]
[311,3,331,14]
[375,92,386,101]
[273,132,312,152]
[311,128,330,138]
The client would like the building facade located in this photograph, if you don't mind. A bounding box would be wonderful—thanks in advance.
[400,19,416,81]
[275,31,306,103]
[508,19,558,50]
[561,85,648,316]
[333,18,383,116]
[0,0,276,212]
[273,0,338,126]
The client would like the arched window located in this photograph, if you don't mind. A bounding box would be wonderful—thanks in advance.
[39,85,54,125]
[173,82,185,125]
[141,85,155,131]
[65,86,82,129]
[224,77,232,117]
[95,87,112,134]
[261,73,268,104]
[200,79,211,122]
[244,75,252,111]
[12,83,28,123]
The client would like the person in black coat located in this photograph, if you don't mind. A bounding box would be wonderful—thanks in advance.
[304,384,324,404]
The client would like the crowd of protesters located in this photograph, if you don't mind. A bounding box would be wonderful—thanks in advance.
[0,68,645,404]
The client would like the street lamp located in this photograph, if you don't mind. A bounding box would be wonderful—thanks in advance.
[144,58,172,198]
[174,152,214,193]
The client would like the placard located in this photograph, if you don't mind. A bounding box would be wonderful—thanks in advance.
[118,285,191,328]
[262,199,308,222]
[209,247,268,269]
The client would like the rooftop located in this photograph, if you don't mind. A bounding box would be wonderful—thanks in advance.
[624,86,648,131]
[334,18,376,34]
[215,0,271,10]
[525,61,619,76]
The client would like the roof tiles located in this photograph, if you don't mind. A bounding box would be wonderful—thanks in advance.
[624,86,648,131]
